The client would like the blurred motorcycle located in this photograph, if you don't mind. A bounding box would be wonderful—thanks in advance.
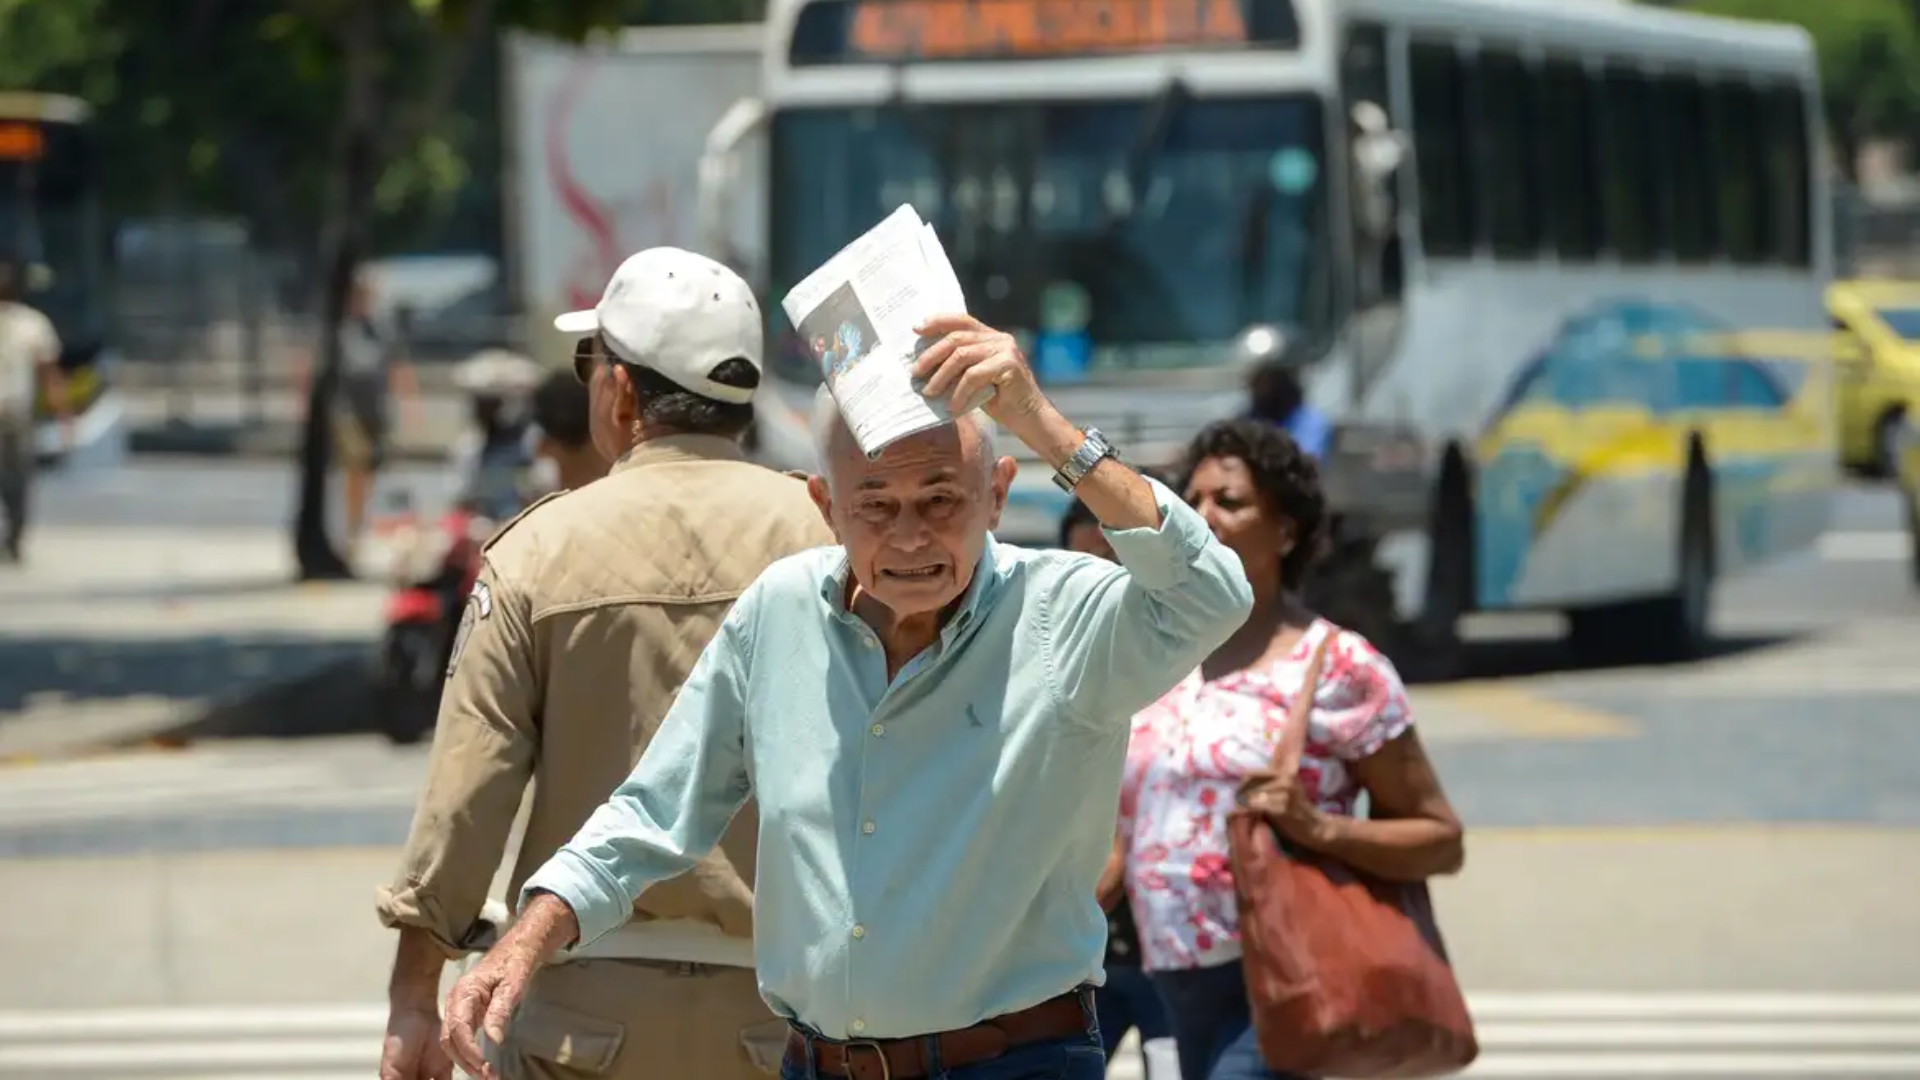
[375,497,499,744]
[373,348,544,745]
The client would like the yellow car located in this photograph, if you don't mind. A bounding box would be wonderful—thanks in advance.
[1827,279,1920,477]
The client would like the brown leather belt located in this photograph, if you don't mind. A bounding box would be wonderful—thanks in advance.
[784,988,1093,1080]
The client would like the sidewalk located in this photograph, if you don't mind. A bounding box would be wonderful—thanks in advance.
[0,525,391,761]
[123,387,470,461]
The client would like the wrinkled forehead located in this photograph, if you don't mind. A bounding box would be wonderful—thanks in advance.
[832,422,981,491]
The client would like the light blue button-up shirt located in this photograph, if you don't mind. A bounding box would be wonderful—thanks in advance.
[520,477,1252,1039]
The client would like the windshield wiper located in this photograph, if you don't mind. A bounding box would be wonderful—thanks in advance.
[1098,76,1189,233]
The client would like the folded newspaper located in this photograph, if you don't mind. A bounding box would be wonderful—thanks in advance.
[781,204,986,460]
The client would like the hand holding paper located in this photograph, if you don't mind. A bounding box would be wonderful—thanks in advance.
[779,205,988,459]
[912,312,1045,426]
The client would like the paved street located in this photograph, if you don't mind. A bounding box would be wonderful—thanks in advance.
[1,462,1917,1076]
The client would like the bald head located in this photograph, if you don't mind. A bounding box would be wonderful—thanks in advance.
[810,384,996,487]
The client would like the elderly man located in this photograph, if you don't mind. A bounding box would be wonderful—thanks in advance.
[442,312,1254,1080]
[375,248,833,1080]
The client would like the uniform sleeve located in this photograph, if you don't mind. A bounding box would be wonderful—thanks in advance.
[518,587,757,952]
[1320,630,1414,762]
[374,559,539,957]
[1042,476,1255,726]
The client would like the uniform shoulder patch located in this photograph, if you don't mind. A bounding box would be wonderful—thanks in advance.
[480,490,570,554]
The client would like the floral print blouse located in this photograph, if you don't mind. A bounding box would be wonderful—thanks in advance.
[1117,619,1414,972]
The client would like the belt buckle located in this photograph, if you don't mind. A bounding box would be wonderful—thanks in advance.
[841,1038,892,1080]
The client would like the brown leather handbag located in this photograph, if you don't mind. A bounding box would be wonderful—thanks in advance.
[1225,631,1479,1078]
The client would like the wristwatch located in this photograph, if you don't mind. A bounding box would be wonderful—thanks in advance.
[1052,427,1119,493]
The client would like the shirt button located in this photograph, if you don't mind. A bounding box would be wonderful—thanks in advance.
[862,820,876,835]
[850,1019,867,1034]
[852,924,867,940]
[870,723,884,737]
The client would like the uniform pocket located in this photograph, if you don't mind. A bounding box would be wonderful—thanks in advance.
[504,997,627,1076]
[738,1017,792,1075]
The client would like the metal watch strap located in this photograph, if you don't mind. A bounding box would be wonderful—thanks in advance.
[1052,427,1117,493]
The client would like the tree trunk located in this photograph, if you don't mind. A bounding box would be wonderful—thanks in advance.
[291,0,385,581]
[289,0,503,580]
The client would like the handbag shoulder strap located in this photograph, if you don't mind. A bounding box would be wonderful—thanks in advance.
[1268,623,1336,786]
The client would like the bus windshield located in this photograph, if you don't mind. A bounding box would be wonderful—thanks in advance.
[0,115,104,353]
[767,93,1330,385]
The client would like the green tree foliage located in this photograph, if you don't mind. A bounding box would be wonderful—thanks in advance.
[1685,0,1920,175]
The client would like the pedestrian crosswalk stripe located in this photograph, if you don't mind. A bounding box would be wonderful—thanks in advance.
[4,995,1920,1078]
[0,743,426,829]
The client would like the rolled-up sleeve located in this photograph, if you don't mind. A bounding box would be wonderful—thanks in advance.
[518,592,759,951]
[375,562,538,957]
[1043,476,1254,723]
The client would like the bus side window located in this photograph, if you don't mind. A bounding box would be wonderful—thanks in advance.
[1477,45,1541,259]
[1711,81,1768,264]
[1655,73,1717,264]
[1409,38,1474,258]
[1596,64,1658,263]
[1537,57,1601,262]
[1762,83,1812,268]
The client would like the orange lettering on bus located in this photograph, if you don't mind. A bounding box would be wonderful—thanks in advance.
[850,0,1248,59]
[0,122,45,161]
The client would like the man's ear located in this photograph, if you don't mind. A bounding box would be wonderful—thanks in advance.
[807,474,838,536]
[609,364,637,431]
[985,455,1016,529]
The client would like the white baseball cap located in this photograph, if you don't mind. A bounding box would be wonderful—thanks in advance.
[553,247,763,405]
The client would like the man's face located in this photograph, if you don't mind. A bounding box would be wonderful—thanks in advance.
[809,421,1015,619]
[1065,520,1115,563]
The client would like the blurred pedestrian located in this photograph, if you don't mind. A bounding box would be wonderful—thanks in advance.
[375,248,834,1080]
[449,348,542,521]
[528,365,606,494]
[1245,355,1330,461]
[439,311,1254,1080]
[0,258,65,564]
[1119,418,1463,1080]
[331,272,421,557]
[1062,497,1178,1080]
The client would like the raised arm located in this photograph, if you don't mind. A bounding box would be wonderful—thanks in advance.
[911,313,1254,726]
[1044,476,1253,722]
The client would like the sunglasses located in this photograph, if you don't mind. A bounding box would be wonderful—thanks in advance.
[572,335,604,385]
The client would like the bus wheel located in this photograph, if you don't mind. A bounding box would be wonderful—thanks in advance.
[1403,464,1472,682]
[1904,481,1920,590]
[1567,462,1715,665]
[1304,539,1399,663]
[1873,409,1907,480]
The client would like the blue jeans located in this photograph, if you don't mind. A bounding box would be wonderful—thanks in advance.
[1096,965,1172,1061]
[781,993,1107,1080]
[1151,959,1309,1080]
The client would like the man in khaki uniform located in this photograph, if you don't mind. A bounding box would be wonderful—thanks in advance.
[375,248,834,1080]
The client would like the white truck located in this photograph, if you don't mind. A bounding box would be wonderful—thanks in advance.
[501,25,770,366]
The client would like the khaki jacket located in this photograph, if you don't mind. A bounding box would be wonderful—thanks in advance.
[375,434,835,957]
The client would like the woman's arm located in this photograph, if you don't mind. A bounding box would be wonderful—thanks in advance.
[1096,832,1126,912]
[1294,727,1465,882]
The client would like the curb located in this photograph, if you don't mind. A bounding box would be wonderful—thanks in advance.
[0,654,386,769]
[127,426,457,464]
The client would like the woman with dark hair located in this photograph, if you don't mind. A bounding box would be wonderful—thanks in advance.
[1116,418,1465,1080]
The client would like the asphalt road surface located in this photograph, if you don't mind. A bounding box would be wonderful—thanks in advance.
[1,462,1916,1078]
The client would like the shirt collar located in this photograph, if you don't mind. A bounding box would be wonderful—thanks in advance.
[821,534,1003,643]
[610,434,746,475]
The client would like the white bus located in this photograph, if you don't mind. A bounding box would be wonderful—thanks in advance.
[701,0,1839,672]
